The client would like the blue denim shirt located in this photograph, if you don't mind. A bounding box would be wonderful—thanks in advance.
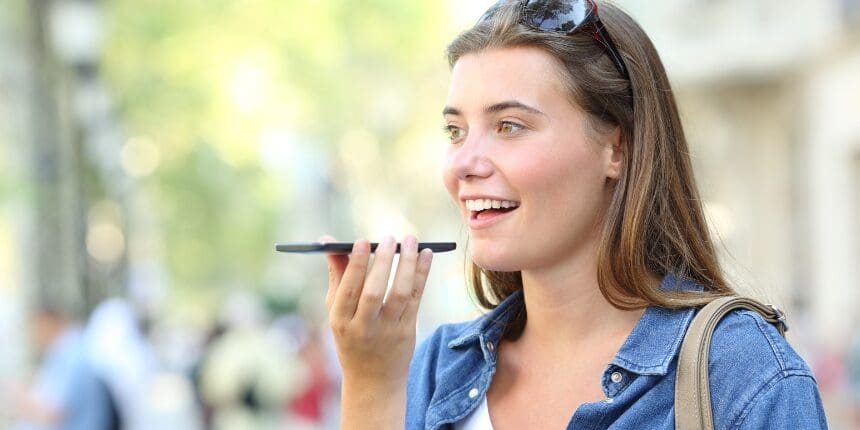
[406,274,828,429]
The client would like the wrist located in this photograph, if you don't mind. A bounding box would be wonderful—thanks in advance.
[340,377,407,430]
[342,373,407,395]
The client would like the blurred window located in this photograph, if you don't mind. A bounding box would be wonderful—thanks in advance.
[845,0,860,26]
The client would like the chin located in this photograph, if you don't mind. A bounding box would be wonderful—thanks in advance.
[469,247,523,272]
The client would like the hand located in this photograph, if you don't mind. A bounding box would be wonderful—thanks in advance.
[323,235,433,386]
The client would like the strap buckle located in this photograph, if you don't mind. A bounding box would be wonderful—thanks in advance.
[765,304,789,333]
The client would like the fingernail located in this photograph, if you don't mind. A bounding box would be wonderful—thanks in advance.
[405,235,417,249]
[384,235,395,247]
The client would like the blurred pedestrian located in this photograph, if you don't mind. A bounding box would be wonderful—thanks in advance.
[85,298,158,430]
[268,315,339,429]
[198,292,309,430]
[847,328,860,425]
[11,303,118,430]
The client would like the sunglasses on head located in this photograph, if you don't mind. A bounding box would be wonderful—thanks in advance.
[478,0,630,81]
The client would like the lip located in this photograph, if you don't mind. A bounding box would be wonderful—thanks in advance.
[467,206,517,230]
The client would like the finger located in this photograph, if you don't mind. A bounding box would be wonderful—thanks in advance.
[354,236,396,321]
[331,239,371,320]
[382,235,418,321]
[400,249,433,326]
[320,235,348,311]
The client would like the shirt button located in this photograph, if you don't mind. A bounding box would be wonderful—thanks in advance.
[486,342,495,352]
[611,371,624,384]
[468,388,479,398]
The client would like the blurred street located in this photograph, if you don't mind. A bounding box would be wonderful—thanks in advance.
[0,0,858,428]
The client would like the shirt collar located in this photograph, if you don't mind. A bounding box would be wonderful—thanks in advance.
[446,273,702,376]
[612,273,701,375]
[447,289,524,350]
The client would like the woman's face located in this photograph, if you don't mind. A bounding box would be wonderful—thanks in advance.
[442,47,621,272]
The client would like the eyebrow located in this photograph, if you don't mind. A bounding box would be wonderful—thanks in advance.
[442,100,546,117]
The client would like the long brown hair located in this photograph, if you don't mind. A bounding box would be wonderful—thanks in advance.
[447,1,735,333]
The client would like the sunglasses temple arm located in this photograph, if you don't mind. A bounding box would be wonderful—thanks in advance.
[595,24,629,80]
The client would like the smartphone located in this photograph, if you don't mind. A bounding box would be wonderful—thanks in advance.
[275,241,456,254]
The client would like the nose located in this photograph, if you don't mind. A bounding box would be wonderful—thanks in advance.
[447,132,494,180]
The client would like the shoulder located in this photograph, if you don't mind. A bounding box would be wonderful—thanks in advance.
[706,308,826,428]
[709,308,810,374]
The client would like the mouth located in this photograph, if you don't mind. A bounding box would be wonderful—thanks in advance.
[465,199,520,222]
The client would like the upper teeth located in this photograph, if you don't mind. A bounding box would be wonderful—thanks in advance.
[465,199,520,211]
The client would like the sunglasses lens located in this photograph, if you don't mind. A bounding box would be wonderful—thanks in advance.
[476,0,629,80]
[478,0,514,24]
[522,0,595,33]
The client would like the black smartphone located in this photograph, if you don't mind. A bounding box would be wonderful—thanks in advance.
[274,242,456,254]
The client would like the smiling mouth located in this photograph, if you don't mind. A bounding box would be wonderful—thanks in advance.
[466,199,520,221]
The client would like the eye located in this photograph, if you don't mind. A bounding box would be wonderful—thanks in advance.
[443,124,465,142]
[497,121,524,135]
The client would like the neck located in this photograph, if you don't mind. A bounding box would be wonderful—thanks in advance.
[517,244,644,352]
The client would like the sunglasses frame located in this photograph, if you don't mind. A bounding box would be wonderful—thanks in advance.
[480,0,630,81]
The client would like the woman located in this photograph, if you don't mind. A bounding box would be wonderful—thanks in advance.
[322,1,828,428]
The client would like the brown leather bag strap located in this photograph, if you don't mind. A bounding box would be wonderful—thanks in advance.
[674,296,788,430]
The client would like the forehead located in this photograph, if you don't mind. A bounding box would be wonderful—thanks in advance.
[446,47,571,112]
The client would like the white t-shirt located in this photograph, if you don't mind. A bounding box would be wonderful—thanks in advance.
[453,396,495,430]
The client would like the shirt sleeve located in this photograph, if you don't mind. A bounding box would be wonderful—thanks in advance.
[735,373,828,430]
[65,363,116,430]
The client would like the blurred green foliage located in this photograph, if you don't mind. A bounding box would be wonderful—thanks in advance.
[102,0,452,294]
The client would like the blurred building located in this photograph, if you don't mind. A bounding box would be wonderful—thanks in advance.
[624,0,860,349]
[622,1,860,423]
[2,0,859,428]
[0,0,36,409]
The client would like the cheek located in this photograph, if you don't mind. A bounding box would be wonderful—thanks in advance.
[512,153,574,194]
[517,146,606,207]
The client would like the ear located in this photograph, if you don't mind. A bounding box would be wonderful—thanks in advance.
[604,127,623,180]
